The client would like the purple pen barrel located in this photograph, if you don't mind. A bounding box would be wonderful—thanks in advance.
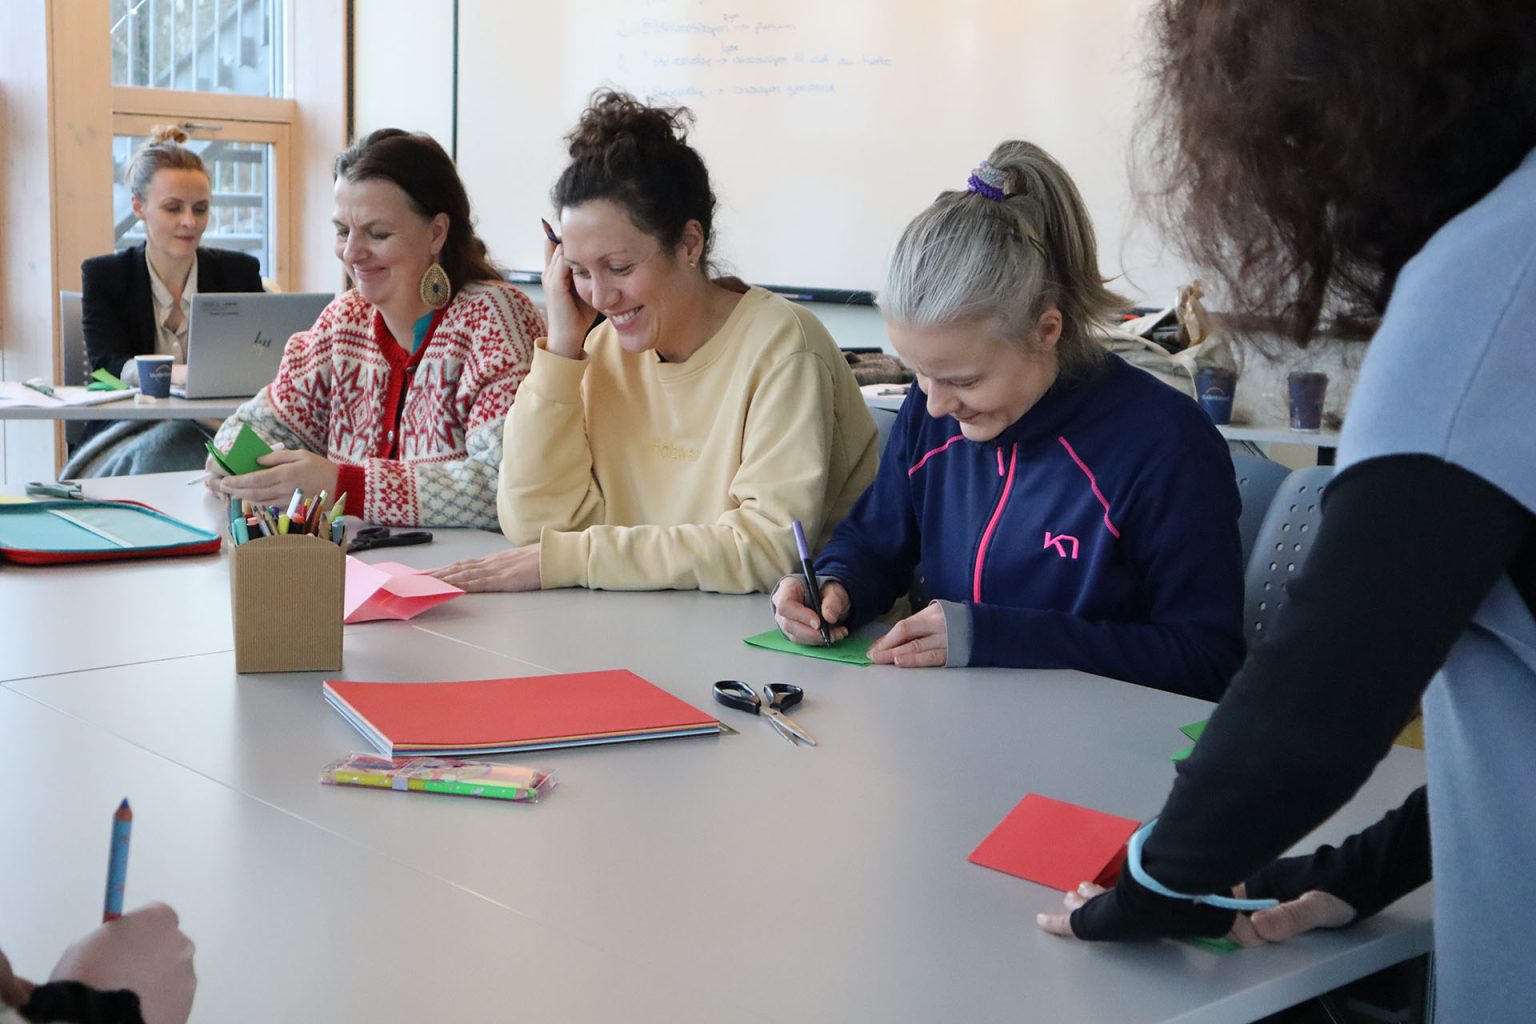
[791,519,813,562]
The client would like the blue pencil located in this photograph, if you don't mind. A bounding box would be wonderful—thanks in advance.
[103,798,132,922]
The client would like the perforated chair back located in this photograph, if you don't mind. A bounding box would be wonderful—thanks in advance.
[1243,465,1334,647]
[59,290,88,449]
[1231,452,1292,568]
[59,291,87,384]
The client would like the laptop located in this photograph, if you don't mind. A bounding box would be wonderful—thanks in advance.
[172,292,333,399]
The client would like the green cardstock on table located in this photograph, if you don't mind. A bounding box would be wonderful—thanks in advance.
[1171,719,1208,762]
[1186,935,1241,954]
[207,424,273,476]
[743,629,873,666]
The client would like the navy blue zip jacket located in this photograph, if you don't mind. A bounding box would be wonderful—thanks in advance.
[816,354,1245,698]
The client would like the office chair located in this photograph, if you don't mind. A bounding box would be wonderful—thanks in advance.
[59,290,87,449]
[1231,452,1292,569]
[1243,464,1334,648]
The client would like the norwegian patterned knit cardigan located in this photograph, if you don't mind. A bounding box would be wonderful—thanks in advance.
[213,280,541,527]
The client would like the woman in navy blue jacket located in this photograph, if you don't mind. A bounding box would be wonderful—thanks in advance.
[772,141,1244,699]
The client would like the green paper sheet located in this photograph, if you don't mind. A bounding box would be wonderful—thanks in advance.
[207,424,273,477]
[743,629,873,665]
[1180,719,1209,742]
[1170,744,1195,763]
[1186,935,1241,954]
[87,368,128,391]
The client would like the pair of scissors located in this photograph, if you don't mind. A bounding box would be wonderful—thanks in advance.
[346,526,433,553]
[26,481,84,500]
[712,680,817,747]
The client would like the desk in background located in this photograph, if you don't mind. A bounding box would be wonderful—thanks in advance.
[0,472,1429,1024]
[860,384,1343,462]
[0,393,246,422]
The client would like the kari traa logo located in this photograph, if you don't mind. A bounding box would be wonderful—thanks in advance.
[1043,531,1079,559]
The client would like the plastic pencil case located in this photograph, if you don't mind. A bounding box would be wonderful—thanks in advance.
[0,500,220,565]
[319,753,557,802]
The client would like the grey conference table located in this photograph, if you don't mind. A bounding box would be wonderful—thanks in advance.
[0,394,246,421]
[0,473,1431,1024]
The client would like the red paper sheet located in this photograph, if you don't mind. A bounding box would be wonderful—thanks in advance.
[968,793,1140,891]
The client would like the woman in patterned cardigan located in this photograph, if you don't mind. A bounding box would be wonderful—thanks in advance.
[207,130,541,528]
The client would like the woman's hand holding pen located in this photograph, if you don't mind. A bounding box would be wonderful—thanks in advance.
[431,545,542,593]
[216,449,339,506]
[772,576,850,645]
[540,221,596,361]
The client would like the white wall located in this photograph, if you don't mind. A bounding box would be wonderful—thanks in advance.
[351,0,456,148]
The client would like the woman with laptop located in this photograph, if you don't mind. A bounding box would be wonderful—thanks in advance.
[82,126,265,389]
[69,126,265,473]
[431,91,879,594]
[206,129,542,530]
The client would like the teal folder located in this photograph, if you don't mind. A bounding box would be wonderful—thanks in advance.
[0,500,220,564]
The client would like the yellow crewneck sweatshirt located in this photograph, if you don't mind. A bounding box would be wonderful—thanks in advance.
[499,286,879,592]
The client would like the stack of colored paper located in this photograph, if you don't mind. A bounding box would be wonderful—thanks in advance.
[323,669,724,757]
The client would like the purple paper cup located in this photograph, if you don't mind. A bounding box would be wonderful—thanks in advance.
[1195,367,1237,426]
[136,354,175,399]
[1287,371,1329,431]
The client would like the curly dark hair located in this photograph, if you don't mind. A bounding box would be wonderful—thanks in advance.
[334,129,502,295]
[1146,0,1536,343]
[552,90,718,272]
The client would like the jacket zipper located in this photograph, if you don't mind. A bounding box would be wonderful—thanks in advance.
[972,442,1019,603]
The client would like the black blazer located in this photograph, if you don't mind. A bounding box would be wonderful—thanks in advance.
[81,243,264,378]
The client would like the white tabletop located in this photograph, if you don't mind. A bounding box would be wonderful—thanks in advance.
[0,472,1429,1024]
[0,393,245,421]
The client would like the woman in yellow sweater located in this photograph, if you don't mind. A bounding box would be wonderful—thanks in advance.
[433,91,878,593]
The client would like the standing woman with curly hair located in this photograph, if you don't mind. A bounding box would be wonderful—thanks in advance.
[434,91,878,593]
[1041,3,1536,1016]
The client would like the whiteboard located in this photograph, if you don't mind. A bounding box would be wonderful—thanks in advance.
[456,0,1183,304]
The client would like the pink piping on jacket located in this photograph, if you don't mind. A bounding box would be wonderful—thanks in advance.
[908,434,967,477]
[973,443,1019,602]
[1057,436,1121,538]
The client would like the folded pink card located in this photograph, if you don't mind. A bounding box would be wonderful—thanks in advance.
[344,558,463,623]
[968,793,1140,891]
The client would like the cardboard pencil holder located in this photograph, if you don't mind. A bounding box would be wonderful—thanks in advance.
[230,532,345,673]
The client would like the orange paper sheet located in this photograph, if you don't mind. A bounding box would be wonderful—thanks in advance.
[968,793,1140,891]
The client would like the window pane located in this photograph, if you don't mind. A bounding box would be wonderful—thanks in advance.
[110,0,286,97]
[113,133,274,279]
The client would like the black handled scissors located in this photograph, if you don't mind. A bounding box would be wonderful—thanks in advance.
[346,526,433,554]
[26,481,84,500]
[712,680,817,747]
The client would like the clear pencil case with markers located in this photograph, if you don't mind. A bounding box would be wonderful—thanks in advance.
[320,753,557,802]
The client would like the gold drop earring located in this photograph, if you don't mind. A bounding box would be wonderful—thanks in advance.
[419,259,450,309]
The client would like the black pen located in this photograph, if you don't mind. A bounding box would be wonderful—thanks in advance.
[541,218,561,245]
[792,519,832,646]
